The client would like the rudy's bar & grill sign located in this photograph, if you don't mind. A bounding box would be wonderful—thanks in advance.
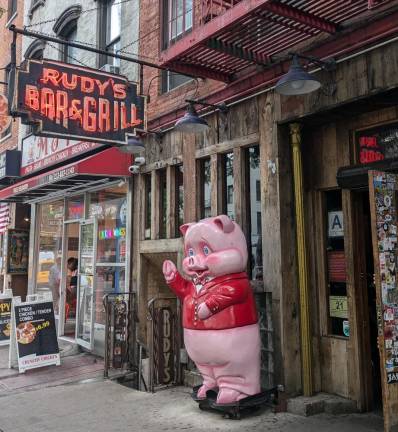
[13,59,146,144]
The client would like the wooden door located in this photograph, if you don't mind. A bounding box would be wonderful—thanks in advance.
[369,170,398,432]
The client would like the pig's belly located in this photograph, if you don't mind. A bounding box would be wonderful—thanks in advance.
[184,324,260,365]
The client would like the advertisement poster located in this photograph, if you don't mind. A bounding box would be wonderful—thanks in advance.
[7,230,29,274]
[12,300,60,372]
[0,297,12,345]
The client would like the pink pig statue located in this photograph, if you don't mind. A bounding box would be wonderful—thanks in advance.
[162,215,261,404]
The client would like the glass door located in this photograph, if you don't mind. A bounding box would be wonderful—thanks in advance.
[76,219,97,350]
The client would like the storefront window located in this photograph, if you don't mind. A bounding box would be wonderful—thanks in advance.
[200,158,211,219]
[246,146,262,280]
[222,152,234,220]
[175,164,184,236]
[66,195,84,220]
[89,184,127,264]
[325,190,348,337]
[36,200,65,311]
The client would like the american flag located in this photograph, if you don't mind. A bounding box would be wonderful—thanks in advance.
[0,203,10,234]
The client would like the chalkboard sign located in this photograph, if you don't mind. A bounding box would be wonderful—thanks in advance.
[357,123,398,164]
[9,294,60,373]
[0,294,12,346]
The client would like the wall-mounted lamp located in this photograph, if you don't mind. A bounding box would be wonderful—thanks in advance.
[275,53,336,96]
[174,99,229,134]
[117,130,163,154]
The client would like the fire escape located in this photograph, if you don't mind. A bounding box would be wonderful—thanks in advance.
[159,0,398,83]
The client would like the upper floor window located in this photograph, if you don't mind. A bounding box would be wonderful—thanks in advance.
[105,0,121,69]
[169,0,192,42]
[53,6,82,64]
[7,0,17,22]
[25,40,45,61]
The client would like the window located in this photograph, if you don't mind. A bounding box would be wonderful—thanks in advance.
[7,0,17,21]
[53,5,81,64]
[245,146,261,280]
[175,165,184,237]
[144,174,151,239]
[221,152,234,220]
[25,40,45,60]
[168,0,192,42]
[161,0,192,91]
[324,190,348,337]
[199,158,211,219]
[0,66,11,141]
[159,169,167,239]
[105,0,121,68]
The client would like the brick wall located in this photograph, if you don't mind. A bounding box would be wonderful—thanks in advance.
[139,0,225,125]
[0,0,24,153]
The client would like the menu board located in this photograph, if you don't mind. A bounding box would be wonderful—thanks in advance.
[0,296,12,345]
[10,297,60,372]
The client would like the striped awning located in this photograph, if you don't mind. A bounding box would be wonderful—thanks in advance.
[0,203,10,234]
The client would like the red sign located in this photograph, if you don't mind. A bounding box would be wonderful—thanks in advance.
[14,60,146,145]
[357,123,398,164]
[21,135,102,176]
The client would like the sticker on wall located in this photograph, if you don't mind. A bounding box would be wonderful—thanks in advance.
[343,320,350,337]
[328,211,344,238]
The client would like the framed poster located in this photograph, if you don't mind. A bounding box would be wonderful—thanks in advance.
[7,229,29,274]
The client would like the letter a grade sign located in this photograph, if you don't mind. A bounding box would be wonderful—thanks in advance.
[13,59,146,145]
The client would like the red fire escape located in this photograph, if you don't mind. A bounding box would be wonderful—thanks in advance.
[159,0,398,83]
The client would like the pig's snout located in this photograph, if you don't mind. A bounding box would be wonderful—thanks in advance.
[187,256,208,272]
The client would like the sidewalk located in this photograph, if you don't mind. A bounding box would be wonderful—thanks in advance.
[0,341,103,395]
[0,380,384,432]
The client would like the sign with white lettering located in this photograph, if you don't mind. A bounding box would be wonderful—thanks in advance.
[328,211,344,238]
[21,135,102,176]
[14,59,146,145]
[10,295,60,373]
[0,150,21,184]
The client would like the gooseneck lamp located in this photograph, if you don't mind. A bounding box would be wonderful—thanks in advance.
[118,135,145,154]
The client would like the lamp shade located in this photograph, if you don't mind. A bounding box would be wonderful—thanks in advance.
[275,55,321,96]
[118,136,145,154]
[174,103,209,133]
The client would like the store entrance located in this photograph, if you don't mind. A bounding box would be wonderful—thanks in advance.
[357,191,382,410]
[59,222,80,339]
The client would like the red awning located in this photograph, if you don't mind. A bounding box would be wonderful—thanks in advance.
[0,147,132,203]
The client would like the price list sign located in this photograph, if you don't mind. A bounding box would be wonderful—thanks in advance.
[0,297,12,345]
[11,299,60,372]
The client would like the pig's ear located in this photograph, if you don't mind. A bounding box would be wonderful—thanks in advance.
[214,215,234,233]
[179,223,193,237]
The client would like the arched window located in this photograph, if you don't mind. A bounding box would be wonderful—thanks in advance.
[53,5,82,64]
[25,40,45,61]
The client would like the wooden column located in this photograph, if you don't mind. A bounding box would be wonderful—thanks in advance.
[150,170,160,240]
[166,165,176,238]
[210,153,222,217]
[233,147,245,227]
[183,135,197,223]
[290,122,313,396]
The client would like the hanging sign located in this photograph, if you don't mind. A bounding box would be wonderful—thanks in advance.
[9,294,60,373]
[14,59,146,145]
[0,292,13,346]
[328,211,344,237]
[0,94,11,135]
[21,135,102,176]
[0,150,21,184]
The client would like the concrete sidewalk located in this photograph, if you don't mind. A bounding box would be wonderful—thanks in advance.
[0,381,384,432]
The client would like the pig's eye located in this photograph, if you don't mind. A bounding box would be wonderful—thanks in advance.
[188,248,195,257]
[203,246,210,256]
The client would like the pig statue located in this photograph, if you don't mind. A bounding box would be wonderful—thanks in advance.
[162,215,261,405]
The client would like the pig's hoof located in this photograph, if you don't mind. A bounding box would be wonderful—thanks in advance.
[197,384,215,399]
[216,388,245,405]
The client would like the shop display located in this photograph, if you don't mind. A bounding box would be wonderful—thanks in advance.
[163,215,260,405]
[7,229,29,274]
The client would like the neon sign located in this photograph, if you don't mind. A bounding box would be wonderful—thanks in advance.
[14,60,146,145]
[99,227,126,240]
[357,123,398,164]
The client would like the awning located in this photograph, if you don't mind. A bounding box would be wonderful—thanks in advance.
[0,147,132,203]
